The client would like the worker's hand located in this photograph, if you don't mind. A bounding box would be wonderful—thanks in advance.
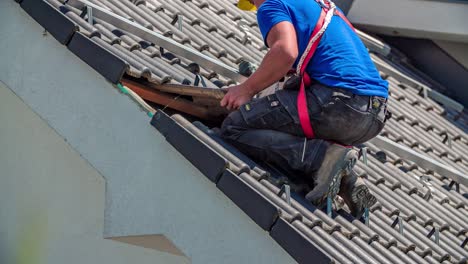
[220,84,254,111]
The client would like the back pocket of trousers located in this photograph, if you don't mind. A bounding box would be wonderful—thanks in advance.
[240,98,293,129]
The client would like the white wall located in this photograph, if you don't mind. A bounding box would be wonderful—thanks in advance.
[348,0,468,43]
[0,81,189,264]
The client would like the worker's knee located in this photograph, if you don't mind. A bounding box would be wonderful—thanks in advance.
[220,110,248,138]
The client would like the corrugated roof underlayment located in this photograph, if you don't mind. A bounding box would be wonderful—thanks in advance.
[16,0,468,263]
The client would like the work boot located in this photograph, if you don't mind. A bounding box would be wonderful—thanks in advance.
[305,144,358,207]
[339,170,377,218]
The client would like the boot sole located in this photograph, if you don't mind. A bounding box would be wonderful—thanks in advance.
[351,184,377,215]
[310,152,356,207]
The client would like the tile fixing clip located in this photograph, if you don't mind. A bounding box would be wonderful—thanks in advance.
[442,134,452,149]
[398,217,404,235]
[419,175,433,201]
[360,147,368,166]
[448,180,460,193]
[391,216,404,235]
[76,2,93,25]
[178,15,184,32]
[461,237,468,249]
[364,208,370,227]
[86,6,93,24]
[326,196,333,217]
[427,226,440,245]
[171,15,184,32]
[278,184,291,205]
[418,86,428,99]
[237,20,252,45]
[194,74,207,87]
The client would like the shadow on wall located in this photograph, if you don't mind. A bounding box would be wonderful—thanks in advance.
[109,235,187,258]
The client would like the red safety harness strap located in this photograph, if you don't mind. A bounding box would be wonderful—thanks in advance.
[297,8,327,138]
[296,2,355,138]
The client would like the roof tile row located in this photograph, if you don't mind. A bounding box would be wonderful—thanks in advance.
[151,110,467,263]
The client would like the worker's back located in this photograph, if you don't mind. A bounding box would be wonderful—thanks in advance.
[257,0,388,98]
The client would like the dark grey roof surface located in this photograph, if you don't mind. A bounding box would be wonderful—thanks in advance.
[18,0,468,263]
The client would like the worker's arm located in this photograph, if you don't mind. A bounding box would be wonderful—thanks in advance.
[221,21,298,110]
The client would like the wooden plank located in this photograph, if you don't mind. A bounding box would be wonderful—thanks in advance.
[122,79,226,100]
[125,82,225,120]
[192,97,222,107]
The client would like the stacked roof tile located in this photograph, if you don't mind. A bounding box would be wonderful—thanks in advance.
[18,0,468,263]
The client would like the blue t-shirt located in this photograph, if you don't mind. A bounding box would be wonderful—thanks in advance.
[257,0,388,98]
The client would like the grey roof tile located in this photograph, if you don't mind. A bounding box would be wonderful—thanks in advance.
[352,236,395,264]
[389,246,424,264]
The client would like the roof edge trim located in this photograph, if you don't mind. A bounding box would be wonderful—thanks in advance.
[151,111,228,182]
[68,32,128,84]
[270,218,333,264]
[217,170,280,230]
[21,0,78,45]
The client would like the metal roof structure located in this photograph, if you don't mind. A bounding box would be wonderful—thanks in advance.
[11,0,468,263]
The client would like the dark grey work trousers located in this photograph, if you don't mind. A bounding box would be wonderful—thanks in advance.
[220,83,387,182]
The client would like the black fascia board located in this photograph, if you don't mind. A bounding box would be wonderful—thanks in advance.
[67,32,128,84]
[192,121,259,169]
[21,0,78,45]
[151,111,228,182]
[150,110,177,138]
[217,170,280,230]
[270,218,332,264]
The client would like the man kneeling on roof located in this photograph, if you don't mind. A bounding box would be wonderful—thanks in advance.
[220,0,389,218]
